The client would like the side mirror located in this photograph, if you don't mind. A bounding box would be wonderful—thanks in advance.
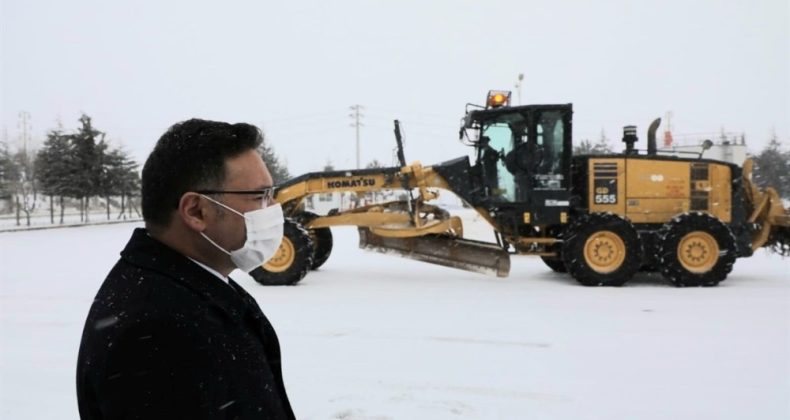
[699,139,713,159]
[459,127,481,146]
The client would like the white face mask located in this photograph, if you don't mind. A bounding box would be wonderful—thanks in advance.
[199,195,284,272]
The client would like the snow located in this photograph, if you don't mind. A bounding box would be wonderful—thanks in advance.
[1,210,789,419]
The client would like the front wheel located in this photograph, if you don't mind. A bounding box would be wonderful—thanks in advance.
[562,213,642,286]
[249,218,314,286]
[295,211,333,270]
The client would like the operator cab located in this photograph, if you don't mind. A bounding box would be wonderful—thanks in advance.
[461,91,573,225]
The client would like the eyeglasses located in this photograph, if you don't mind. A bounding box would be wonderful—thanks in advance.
[196,187,276,208]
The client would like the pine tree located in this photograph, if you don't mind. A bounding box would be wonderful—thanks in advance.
[366,159,384,169]
[34,115,141,223]
[99,146,140,220]
[97,145,124,220]
[35,129,75,223]
[36,129,72,196]
[116,150,141,219]
[573,138,594,155]
[70,114,105,221]
[592,129,613,154]
[0,140,18,201]
[12,149,37,226]
[257,142,290,184]
[753,135,790,199]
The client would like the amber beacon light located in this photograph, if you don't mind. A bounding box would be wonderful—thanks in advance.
[486,90,511,108]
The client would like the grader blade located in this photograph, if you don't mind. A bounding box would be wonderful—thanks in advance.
[358,228,511,277]
[742,159,790,256]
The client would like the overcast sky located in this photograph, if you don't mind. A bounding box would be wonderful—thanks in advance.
[1,0,788,175]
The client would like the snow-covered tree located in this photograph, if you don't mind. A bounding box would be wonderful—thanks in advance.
[0,140,18,202]
[35,128,74,223]
[258,140,290,184]
[366,159,384,169]
[35,115,141,223]
[753,135,790,199]
[592,129,614,154]
[12,149,37,226]
[574,130,613,155]
[573,138,595,155]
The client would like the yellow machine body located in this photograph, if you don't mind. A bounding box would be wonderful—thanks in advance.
[588,158,733,224]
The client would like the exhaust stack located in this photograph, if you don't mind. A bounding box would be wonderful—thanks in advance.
[647,117,662,155]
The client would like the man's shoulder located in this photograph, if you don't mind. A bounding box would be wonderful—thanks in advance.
[79,258,222,356]
[98,229,205,302]
[86,261,202,329]
[83,228,242,340]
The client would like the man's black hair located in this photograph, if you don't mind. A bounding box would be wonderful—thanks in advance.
[142,119,263,228]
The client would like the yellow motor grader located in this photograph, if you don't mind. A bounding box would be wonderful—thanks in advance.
[250,91,790,287]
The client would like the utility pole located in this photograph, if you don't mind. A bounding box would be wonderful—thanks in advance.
[515,73,524,105]
[349,105,364,169]
[17,111,31,155]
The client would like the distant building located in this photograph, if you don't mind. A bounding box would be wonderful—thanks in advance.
[304,189,466,214]
[305,192,344,214]
[657,132,748,166]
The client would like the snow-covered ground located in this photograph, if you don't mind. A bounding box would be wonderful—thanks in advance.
[1,210,788,419]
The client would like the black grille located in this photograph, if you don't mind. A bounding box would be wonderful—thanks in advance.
[691,163,709,181]
[593,162,618,178]
[691,190,709,211]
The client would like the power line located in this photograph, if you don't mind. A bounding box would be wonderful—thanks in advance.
[260,112,343,125]
[364,107,457,120]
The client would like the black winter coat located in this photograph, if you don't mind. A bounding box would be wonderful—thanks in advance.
[76,228,295,420]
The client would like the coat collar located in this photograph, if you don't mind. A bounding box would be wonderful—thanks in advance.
[120,228,246,321]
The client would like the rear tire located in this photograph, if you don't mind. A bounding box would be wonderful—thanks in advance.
[249,218,314,286]
[295,211,333,270]
[657,212,736,287]
[540,256,567,273]
[562,213,642,286]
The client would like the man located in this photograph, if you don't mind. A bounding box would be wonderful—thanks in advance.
[76,119,295,419]
[477,136,501,196]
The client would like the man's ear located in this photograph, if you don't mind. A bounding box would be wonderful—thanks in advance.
[178,192,208,232]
